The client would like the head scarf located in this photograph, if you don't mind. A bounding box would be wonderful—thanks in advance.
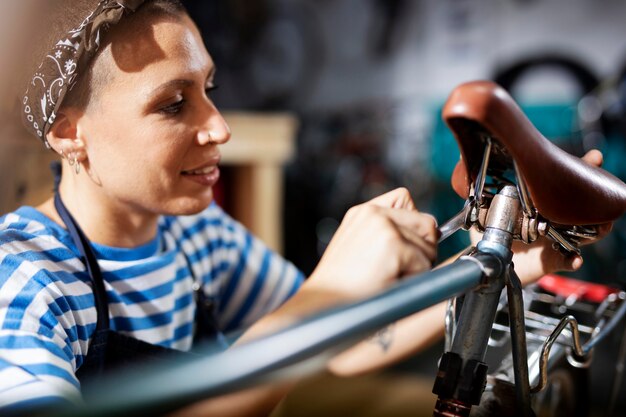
[21,0,147,146]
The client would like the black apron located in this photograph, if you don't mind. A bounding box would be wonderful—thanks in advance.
[51,163,226,387]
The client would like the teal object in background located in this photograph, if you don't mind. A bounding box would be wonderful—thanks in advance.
[429,100,626,285]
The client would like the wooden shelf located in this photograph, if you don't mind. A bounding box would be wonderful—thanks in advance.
[221,112,298,254]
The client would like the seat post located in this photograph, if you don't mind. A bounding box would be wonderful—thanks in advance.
[433,185,531,416]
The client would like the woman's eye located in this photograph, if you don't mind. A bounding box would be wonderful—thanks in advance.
[159,99,185,115]
[205,85,219,97]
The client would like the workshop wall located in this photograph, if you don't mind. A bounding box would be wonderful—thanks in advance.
[184,0,626,283]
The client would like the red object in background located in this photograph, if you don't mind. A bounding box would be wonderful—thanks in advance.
[212,169,226,208]
[537,274,621,304]
[212,166,235,213]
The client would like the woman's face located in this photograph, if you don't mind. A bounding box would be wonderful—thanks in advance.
[75,12,230,217]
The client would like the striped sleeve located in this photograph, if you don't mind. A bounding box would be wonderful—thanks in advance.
[0,231,84,412]
[173,204,304,333]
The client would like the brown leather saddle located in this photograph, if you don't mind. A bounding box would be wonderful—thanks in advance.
[444,80,626,226]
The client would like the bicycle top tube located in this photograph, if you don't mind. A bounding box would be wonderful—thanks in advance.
[443,80,626,226]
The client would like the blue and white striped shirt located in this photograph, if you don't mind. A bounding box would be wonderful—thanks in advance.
[0,202,303,411]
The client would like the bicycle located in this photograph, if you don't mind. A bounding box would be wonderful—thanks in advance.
[46,81,626,417]
[432,80,626,417]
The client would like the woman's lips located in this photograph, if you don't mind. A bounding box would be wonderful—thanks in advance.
[181,165,220,186]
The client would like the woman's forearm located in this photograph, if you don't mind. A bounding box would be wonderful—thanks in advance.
[327,302,446,376]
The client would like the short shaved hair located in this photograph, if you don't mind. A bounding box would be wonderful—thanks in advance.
[61,0,187,112]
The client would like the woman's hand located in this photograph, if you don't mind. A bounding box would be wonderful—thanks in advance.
[214,187,439,404]
[308,187,439,299]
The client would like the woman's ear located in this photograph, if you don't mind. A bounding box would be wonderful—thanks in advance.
[46,110,87,163]
[46,112,75,152]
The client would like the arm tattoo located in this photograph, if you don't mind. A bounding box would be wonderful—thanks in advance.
[368,324,395,353]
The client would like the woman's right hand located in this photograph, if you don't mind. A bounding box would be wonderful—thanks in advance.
[308,187,439,300]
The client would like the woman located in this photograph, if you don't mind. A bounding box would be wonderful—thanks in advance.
[0,0,597,415]
[2,1,441,415]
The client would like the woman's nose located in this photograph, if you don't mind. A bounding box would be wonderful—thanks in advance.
[197,111,231,146]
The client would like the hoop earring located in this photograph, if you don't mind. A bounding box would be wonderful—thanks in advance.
[73,155,80,175]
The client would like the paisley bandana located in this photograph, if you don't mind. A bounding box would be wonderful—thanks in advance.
[22,0,147,145]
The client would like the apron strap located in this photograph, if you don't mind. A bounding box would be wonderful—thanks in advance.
[54,193,111,331]
[52,162,110,331]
